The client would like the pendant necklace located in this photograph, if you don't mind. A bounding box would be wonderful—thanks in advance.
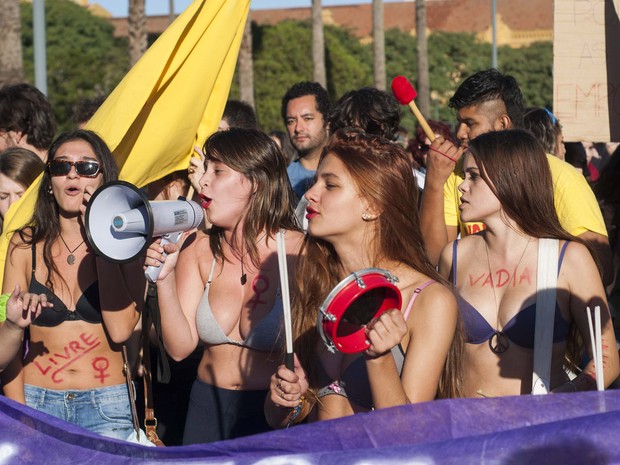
[59,234,85,265]
[239,232,267,285]
[484,236,531,355]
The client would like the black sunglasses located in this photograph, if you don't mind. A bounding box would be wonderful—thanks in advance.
[47,160,101,177]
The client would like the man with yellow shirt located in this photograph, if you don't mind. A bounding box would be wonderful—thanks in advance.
[420,69,612,284]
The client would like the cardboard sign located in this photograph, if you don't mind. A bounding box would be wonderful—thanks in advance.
[554,0,620,142]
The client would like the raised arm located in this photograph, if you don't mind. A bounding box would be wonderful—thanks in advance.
[97,257,144,343]
[419,137,463,264]
[148,233,204,361]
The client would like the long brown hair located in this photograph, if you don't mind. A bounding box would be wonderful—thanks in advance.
[16,130,118,295]
[294,128,463,399]
[203,128,299,266]
[467,129,589,371]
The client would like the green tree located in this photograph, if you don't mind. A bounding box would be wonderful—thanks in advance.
[385,27,418,130]
[384,29,492,125]
[427,32,491,122]
[499,42,553,110]
[250,20,371,131]
[20,0,128,130]
[0,0,24,86]
[324,24,372,97]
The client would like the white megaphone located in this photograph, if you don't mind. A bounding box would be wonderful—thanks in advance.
[85,180,204,282]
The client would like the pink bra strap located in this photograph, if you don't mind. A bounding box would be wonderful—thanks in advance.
[403,280,436,321]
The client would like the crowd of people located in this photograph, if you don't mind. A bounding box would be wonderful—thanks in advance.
[0,67,619,447]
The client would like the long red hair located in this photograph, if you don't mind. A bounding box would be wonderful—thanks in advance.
[293,128,463,399]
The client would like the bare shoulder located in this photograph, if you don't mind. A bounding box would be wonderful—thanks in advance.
[560,240,598,274]
[177,230,214,277]
[284,229,304,254]
[6,231,31,264]
[398,267,456,314]
[415,280,457,312]
[438,241,456,277]
[2,231,32,293]
[8,230,29,248]
[181,229,213,256]
[457,232,482,249]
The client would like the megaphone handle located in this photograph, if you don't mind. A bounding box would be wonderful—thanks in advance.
[145,231,184,283]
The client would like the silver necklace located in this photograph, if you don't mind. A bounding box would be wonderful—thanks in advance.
[59,234,85,265]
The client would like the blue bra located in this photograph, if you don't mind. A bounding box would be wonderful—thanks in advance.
[452,240,570,348]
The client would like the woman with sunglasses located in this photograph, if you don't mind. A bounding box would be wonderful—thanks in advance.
[1,129,144,440]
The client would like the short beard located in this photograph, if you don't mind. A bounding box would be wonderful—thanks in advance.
[295,146,312,158]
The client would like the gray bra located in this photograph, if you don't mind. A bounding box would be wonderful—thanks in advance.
[196,259,284,353]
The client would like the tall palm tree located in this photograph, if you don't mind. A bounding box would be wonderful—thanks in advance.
[0,0,24,86]
[372,0,385,90]
[416,0,430,117]
[312,0,326,87]
[238,12,255,108]
[128,0,147,67]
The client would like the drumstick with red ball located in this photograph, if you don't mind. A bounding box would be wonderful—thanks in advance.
[391,75,436,143]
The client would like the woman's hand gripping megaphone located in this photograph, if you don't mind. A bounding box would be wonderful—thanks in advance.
[144,231,192,282]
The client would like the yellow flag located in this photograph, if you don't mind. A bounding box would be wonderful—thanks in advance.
[0,0,250,288]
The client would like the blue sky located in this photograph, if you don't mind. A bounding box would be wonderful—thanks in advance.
[92,1,403,17]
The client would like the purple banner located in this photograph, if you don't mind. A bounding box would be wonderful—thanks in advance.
[0,390,619,464]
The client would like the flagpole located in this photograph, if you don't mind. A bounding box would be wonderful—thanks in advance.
[33,0,47,95]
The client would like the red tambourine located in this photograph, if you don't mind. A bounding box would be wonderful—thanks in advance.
[317,268,402,354]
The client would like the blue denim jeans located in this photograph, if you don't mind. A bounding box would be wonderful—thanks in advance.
[24,383,134,441]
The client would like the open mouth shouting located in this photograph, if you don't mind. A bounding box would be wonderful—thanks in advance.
[199,194,212,209]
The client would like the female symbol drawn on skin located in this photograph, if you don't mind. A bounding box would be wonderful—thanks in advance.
[248,275,270,311]
[92,357,110,383]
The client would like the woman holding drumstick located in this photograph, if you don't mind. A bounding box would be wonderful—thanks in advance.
[146,128,303,443]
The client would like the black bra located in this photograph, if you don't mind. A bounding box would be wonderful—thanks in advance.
[29,245,101,327]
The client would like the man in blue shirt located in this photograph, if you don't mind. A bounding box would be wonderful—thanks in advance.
[281,82,330,200]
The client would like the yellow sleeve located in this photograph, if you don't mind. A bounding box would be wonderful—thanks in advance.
[443,172,460,228]
[547,154,607,237]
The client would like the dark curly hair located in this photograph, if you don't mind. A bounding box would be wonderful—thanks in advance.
[280,81,331,124]
[449,69,525,129]
[222,100,259,130]
[0,83,57,151]
[328,87,401,141]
